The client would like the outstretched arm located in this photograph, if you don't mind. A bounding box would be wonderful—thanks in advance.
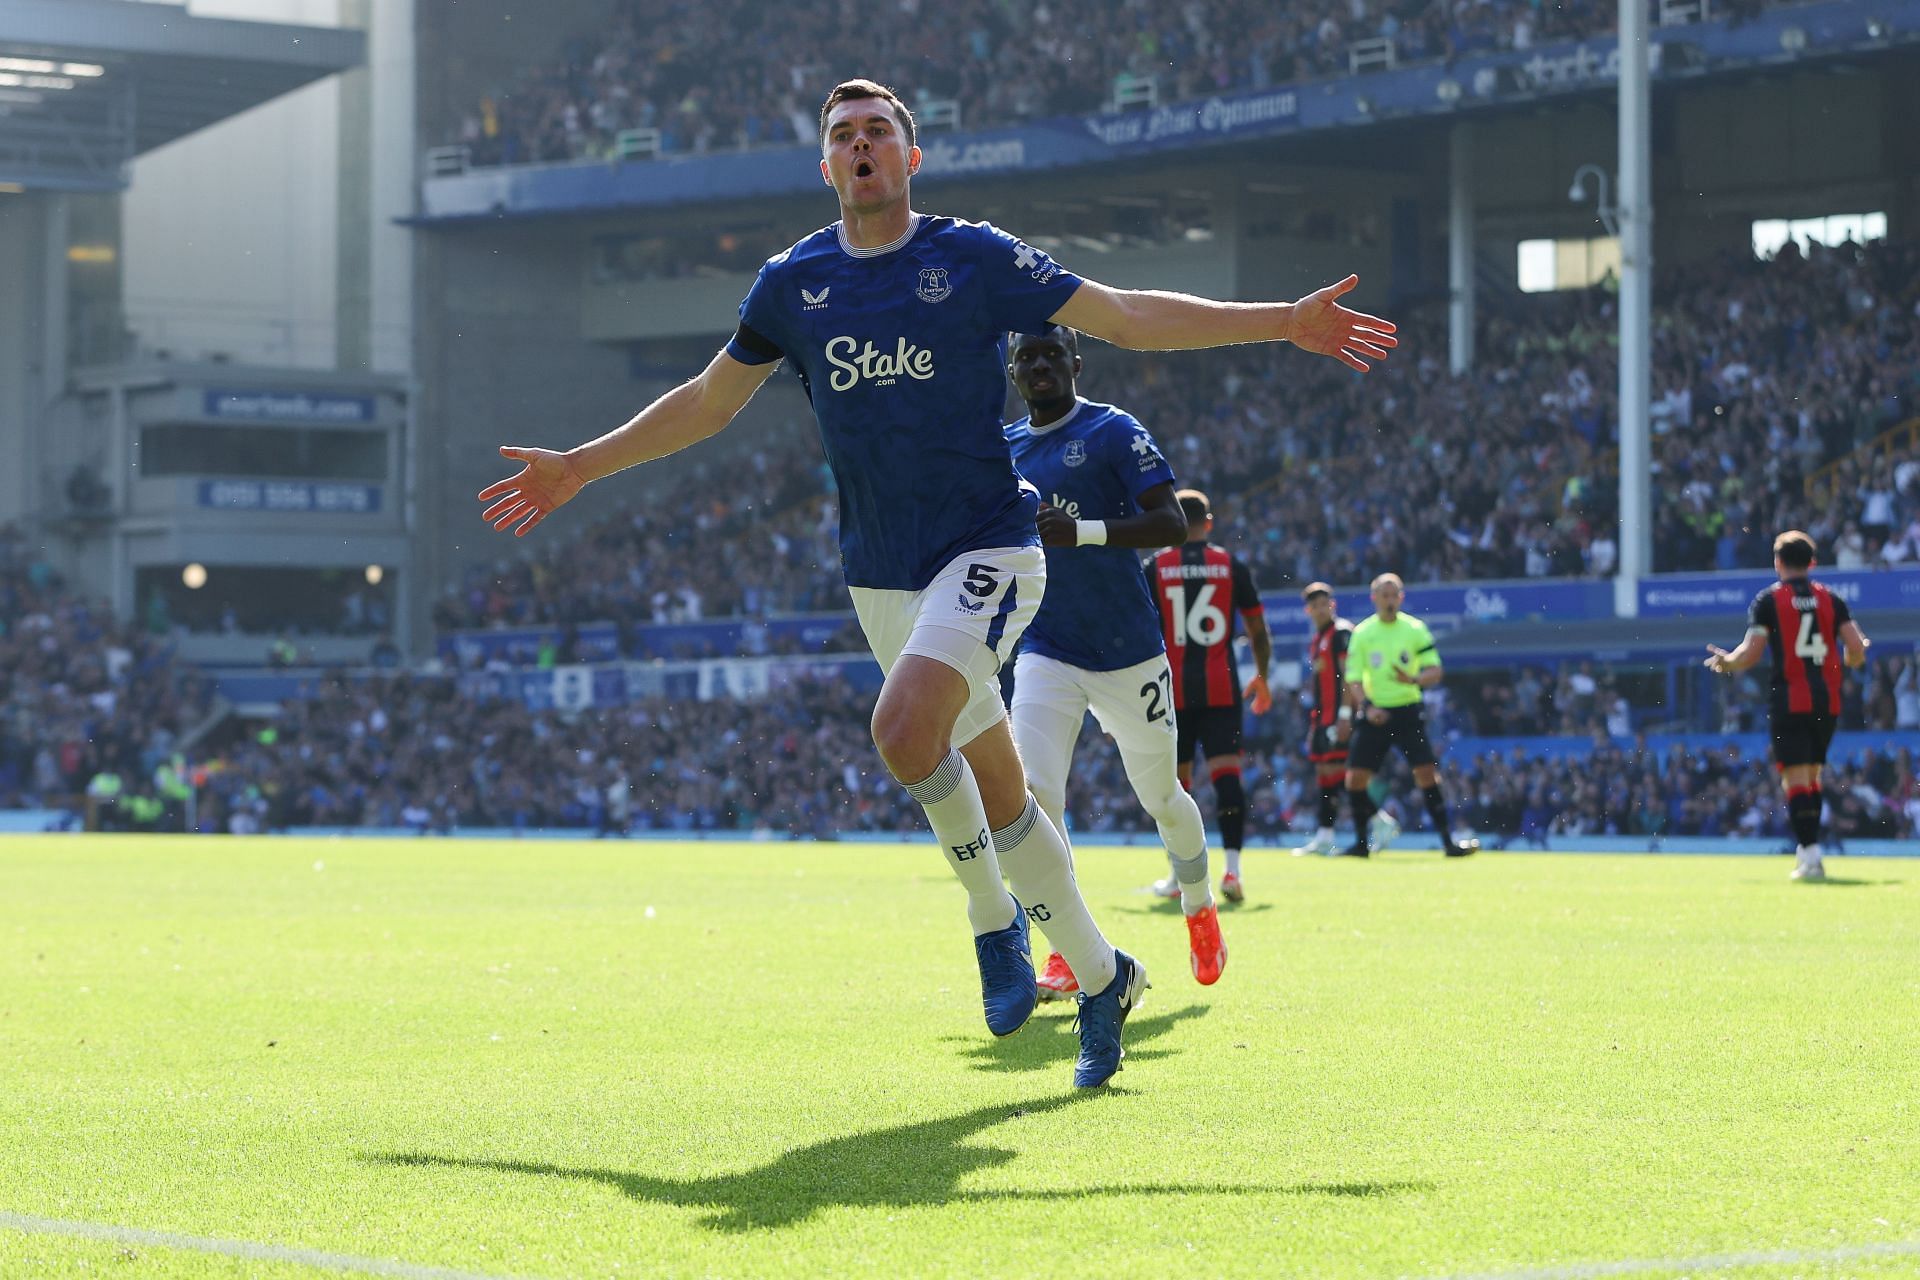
[1052,275,1397,372]
[1705,629,1768,675]
[478,350,776,537]
[1839,620,1871,669]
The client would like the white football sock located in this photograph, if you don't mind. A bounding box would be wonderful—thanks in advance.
[1224,846,1243,878]
[904,750,1015,934]
[1119,737,1211,913]
[993,795,1118,994]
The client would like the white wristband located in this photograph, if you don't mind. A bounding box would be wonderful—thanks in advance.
[1074,519,1108,547]
[1337,705,1353,721]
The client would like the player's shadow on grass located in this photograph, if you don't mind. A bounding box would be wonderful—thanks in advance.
[1786,876,1897,888]
[368,1094,1409,1233]
[1114,898,1275,917]
[941,1002,1209,1073]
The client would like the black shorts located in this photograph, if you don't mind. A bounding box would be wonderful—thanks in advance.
[1306,723,1349,765]
[1348,703,1436,772]
[1770,713,1836,769]
[1176,704,1241,764]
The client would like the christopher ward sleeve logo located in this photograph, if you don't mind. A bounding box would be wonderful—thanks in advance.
[824,335,936,390]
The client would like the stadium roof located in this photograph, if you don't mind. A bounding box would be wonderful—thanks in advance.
[0,0,364,192]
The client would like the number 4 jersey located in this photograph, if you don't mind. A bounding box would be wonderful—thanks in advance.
[1150,542,1264,710]
[1747,578,1853,718]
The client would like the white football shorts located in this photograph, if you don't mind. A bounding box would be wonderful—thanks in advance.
[850,544,1044,749]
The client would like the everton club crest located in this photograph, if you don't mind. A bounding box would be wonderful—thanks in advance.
[1063,439,1088,467]
[915,267,952,304]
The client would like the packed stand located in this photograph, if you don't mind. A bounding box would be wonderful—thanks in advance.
[435,434,852,636]
[195,671,919,837]
[439,237,1919,650]
[0,529,215,819]
[1649,238,1920,572]
[448,0,1788,168]
[135,649,1914,841]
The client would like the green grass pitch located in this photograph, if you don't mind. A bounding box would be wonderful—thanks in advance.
[1,835,1915,1279]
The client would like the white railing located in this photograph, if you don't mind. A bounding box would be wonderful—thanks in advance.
[1111,76,1157,111]
[612,128,662,161]
[424,145,469,177]
[1349,36,1397,74]
[917,98,961,132]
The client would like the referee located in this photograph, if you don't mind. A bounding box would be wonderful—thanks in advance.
[1341,573,1478,858]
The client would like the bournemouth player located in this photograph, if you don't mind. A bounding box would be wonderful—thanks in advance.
[1341,574,1478,858]
[1705,531,1869,881]
[1149,491,1272,902]
[1003,325,1226,998]
[1293,582,1353,856]
[476,79,1396,1087]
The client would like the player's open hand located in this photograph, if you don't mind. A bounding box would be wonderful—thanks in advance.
[478,445,585,537]
[1287,275,1398,373]
[1390,667,1420,685]
[1703,644,1732,676]
[1248,674,1272,715]
[1035,503,1078,548]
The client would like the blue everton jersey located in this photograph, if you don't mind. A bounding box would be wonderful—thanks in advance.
[724,215,1083,591]
[1005,398,1176,671]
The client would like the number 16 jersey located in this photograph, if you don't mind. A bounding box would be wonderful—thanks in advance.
[1150,542,1263,710]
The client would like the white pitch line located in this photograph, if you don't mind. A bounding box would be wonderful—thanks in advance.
[1434,1238,1920,1280]
[0,1211,530,1280]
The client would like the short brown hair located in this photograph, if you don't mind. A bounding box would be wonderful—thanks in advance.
[1301,582,1333,602]
[1773,530,1816,569]
[1176,488,1211,525]
[818,79,916,148]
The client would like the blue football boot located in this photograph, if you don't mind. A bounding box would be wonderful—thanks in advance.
[974,897,1037,1037]
[1073,949,1149,1087]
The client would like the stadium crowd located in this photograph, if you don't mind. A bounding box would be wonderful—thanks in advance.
[5,538,1914,842]
[163,664,1915,842]
[0,531,215,817]
[448,0,1765,168]
[437,237,1920,641]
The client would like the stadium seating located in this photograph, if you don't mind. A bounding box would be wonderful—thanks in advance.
[445,0,1797,168]
[436,237,1919,642]
[159,663,1917,838]
[0,529,216,815]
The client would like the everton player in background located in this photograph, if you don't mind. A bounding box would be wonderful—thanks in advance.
[476,79,1397,1087]
[1002,325,1227,1000]
[1705,531,1870,882]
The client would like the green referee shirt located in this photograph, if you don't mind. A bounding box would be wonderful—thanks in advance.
[1345,612,1440,708]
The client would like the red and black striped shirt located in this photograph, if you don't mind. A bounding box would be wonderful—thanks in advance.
[1747,578,1853,717]
[1308,618,1354,727]
[1151,543,1263,710]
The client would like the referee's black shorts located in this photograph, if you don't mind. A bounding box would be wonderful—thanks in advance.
[1177,704,1242,764]
[1769,712,1836,770]
[1348,703,1436,772]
